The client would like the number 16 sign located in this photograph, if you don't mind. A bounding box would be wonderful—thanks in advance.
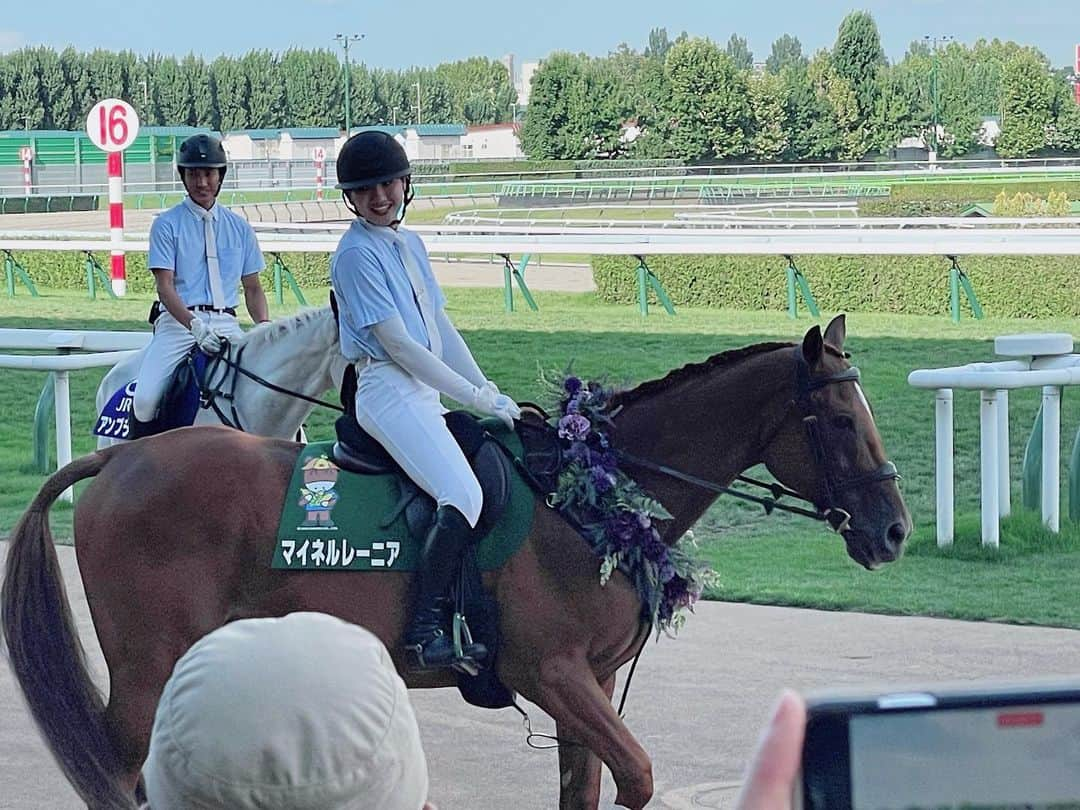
[86,98,140,152]
[86,98,139,296]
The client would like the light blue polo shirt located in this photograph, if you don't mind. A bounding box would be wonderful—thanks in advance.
[330,219,446,363]
[148,197,264,308]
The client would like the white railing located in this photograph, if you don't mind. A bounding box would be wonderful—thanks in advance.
[0,328,149,501]
[908,334,1080,548]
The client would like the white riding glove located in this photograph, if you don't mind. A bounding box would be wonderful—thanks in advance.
[474,384,521,430]
[189,317,223,354]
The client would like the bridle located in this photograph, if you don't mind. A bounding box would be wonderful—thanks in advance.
[618,349,900,533]
[194,340,345,432]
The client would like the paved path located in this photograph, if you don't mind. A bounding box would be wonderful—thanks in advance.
[2,543,1078,809]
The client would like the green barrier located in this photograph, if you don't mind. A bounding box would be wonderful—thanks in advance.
[33,375,54,474]
[784,255,820,320]
[1071,426,1080,522]
[3,250,40,297]
[269,252,308,306]
[1021,404,1043,512]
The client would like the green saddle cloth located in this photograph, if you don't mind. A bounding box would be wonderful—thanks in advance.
[273,427,535,572]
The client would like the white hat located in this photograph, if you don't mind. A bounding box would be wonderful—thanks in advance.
[143,612,428,810]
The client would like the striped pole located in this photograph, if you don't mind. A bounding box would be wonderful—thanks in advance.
[107,151,126,296]
[22,157,31,195]
[315,157,325,201]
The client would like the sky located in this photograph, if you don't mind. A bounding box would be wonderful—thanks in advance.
[2,0,1078,72]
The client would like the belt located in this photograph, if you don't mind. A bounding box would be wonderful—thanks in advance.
[188,305,237,316]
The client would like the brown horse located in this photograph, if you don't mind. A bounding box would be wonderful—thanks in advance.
[2,315,909,810]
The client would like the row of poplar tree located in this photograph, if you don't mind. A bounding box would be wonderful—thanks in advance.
[0,49,516,133]
[0,11,1077,161]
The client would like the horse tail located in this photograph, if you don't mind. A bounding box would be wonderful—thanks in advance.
[1,449,137,810]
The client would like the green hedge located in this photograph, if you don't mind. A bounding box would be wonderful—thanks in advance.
[11,250,333,295]
[591,254,1080,318]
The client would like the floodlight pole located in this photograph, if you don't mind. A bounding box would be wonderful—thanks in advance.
[335,33,364,135]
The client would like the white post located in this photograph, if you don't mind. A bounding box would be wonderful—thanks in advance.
[980,389,999,548]
[935,388,954,547]
[1042,385,1061,531]
[995,389,1010,517]
[53,370,74,502]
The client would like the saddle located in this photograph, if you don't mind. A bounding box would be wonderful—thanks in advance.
[329,407,560,709]
[94,349,210,441]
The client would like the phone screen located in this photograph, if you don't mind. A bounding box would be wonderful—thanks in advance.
[849,702,1080,809]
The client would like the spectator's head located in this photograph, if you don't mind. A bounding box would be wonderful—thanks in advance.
[143,612,428,810]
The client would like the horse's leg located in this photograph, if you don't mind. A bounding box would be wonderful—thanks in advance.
[536,652,652,810]
[103,666,166,793]
[556,673,615,810]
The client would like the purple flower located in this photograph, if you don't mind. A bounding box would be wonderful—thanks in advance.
[589,465,615,493]
[558,413,591,442]
[564,376,583,396]
[604,512,642,552]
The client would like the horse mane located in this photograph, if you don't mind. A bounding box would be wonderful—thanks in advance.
[612,341,794,410]
[237,307,337,351]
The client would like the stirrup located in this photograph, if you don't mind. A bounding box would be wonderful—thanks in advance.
[404,621,487,674]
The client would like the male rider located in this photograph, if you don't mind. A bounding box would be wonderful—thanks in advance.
[131,133,269,427]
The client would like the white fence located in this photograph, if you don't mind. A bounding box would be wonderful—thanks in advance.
[0,328,148,501]
[908,334,1080,548]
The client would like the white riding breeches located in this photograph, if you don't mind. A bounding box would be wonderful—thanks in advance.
[353,360,483,527]
[133,310,244,422]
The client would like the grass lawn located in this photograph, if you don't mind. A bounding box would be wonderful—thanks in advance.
[2,287,1080,628]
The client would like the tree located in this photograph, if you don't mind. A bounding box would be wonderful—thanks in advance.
[281,49,340,127]
[31,48,66,129]
[520,52,584,159]
[8,49,44,130]
[749,71,788,160]
[996,50,1055,157]
[348,63,380,127]
[1051,81,1080,152]
[154,56,193,127]
[59,48,92,129]
[766,34,807,74]
[725,34,753,71]
[831,11,885,123]
[242,50,285,129]
[435,57,516,124]
[662,38,751,162]
[869,63,921,154]
[644,27,685,61]
[183,54,214,127]
[211,55,250,131]
[519,52,625,159]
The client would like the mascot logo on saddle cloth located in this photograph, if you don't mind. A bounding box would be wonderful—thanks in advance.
[96,133,270,441]
[330,131,521,674]
[298,456,341,529]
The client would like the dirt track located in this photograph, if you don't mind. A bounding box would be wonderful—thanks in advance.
[2,543,1079,809]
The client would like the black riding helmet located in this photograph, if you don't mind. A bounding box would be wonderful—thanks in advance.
[335,131,414,221]
[177,134,228,188]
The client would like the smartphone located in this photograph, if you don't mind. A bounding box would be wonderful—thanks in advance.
[798,679,1080,810]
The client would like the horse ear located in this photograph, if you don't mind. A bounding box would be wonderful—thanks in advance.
[823,314,847,352]
[802,324,824,366]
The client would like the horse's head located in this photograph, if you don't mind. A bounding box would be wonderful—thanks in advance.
[761,315,911,569]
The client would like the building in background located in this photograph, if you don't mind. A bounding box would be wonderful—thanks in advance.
[518,60,540,107]
[462,123,524,159]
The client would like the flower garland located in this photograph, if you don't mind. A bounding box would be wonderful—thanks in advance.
[542,370,719,635]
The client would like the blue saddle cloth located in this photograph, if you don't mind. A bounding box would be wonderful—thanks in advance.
[94,350,210,440]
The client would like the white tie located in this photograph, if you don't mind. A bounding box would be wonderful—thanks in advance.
[393,232,442,358]
[200,208,227,310]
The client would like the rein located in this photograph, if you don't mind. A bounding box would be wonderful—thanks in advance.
[197,340,345,431]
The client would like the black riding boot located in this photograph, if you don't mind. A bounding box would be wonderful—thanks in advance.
[403,505,488,671]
